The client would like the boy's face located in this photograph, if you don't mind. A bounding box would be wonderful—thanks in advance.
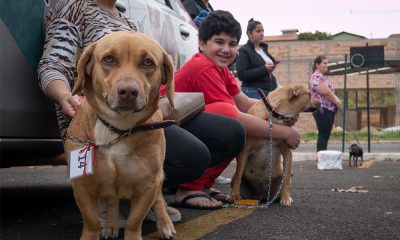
[199,33,238,68]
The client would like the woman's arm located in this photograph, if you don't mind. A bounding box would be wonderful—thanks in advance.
[315,82,341,108]
[45,80,81,118]
[37,2,84,117]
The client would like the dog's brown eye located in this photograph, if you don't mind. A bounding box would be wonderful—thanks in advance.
[142,58,154,68]
[102,56,116,65]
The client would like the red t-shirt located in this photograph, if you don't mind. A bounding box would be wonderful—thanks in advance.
[160,53,241,118]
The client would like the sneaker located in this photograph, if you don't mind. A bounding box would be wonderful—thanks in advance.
[145,206,181,223]
[215,176,231,184]
[99,213,125,228]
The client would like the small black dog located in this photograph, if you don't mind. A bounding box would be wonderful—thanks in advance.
[349,144,363,167]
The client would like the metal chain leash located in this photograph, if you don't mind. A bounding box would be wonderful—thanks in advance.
[260,110,289,207]
[224,111,291,209]
[266,111,274,202]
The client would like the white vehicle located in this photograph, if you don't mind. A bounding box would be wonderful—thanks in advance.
[0,0,198,167]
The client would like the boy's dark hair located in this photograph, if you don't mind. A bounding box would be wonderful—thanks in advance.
[312,55,328,72]
[246,18,262,34]
[198,10,242,43]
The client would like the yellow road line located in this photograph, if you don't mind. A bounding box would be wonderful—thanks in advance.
[357,160,374,169]
[144,208,255,240]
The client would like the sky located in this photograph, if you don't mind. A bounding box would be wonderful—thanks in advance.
[211,0,400,44]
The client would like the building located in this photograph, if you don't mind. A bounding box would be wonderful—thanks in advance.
[257,31,400,133]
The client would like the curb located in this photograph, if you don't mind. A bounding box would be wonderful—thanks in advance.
[293,152,400,162]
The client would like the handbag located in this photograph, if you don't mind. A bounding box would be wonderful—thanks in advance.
[160,92,205,126]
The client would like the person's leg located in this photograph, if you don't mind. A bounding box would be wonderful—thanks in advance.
[241,87,261,99]
[260,88,270,98]
[241,87,270,99]
[163,125,211,188]
[313,109,335,152]
[182,112,245,168]
[174,112,245,208]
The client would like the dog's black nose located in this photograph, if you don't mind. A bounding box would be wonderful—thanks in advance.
[117,82,139,102]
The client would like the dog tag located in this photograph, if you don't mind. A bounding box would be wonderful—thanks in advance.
[68,146,95,180]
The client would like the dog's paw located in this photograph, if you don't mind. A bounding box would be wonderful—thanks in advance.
[229,193,242,203]
[157,221,176,240]
[100,226,119,239]
[280,196,293,207]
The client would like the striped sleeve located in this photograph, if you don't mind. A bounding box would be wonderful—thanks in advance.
[37,1,83,95]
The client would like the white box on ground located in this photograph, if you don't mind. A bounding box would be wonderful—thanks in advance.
[317,150,343,170]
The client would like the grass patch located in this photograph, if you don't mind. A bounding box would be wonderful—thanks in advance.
[302,130,400,142]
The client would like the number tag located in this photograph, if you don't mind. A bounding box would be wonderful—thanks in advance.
[68,146,95,180]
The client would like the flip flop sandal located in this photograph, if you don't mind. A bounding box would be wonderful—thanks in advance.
[208,191,230,203]
[171,193,223,210]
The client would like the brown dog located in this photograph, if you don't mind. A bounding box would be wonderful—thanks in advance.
[230,84,320,206]
[64,32,175,240]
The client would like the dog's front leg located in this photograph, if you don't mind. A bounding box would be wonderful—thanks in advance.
[72,183,100,240]
[152,184,176,239]
[124,187,157,240]
[230,148,249,201]
[99,197,120,239]
[280,148,293,206]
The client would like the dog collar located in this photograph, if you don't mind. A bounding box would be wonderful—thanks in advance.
[257,88,299,121]
[98,117,175,135]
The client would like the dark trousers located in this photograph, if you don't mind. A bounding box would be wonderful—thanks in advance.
[163,112,245,188]
[312,109,335,152]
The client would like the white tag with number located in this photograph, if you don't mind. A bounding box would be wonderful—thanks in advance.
[68,146,95,180]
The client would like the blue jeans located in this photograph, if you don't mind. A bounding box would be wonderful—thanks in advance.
[241,87,270,99]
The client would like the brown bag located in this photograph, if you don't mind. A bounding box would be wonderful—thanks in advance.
[160,92,205,126]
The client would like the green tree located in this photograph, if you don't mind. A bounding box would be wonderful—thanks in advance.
[298,31,332,41]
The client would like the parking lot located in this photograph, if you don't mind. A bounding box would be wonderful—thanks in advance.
[1,159,399,240]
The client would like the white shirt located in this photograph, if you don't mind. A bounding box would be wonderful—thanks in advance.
[255,48,273,64]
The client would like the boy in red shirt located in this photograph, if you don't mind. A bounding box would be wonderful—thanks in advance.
[162,10,300,209]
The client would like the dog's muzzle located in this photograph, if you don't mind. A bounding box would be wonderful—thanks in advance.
[109,82,145,112]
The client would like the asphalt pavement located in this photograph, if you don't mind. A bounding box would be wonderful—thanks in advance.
[1,159,399,240]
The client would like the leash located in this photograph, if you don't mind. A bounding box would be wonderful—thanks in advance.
[258,89,298,122]
[224,89,291,209]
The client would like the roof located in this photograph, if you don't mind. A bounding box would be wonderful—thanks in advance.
[331,31,366,40]
[263,34,298,42]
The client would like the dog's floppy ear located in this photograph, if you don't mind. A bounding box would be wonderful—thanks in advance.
[288,84,306,101]
[73,42,96,96]
[162,52,175,108]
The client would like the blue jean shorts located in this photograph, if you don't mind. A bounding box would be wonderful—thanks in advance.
[241,87,270,100]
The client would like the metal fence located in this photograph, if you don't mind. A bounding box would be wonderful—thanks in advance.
[235,54,400,153]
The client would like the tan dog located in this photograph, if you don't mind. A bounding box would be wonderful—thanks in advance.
[230,84,320,206]
[64,32,175,240]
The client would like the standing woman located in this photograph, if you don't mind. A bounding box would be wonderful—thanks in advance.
[236,18,278,99]
[309,55,342,152]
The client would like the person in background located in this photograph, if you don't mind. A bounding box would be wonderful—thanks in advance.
[309,55,341,152]
[37,0,244,224]
[236,18,278,99]
[161,10,300,210]
[182,0,214,27]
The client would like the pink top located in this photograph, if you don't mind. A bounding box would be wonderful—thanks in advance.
[309,72,336,112]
